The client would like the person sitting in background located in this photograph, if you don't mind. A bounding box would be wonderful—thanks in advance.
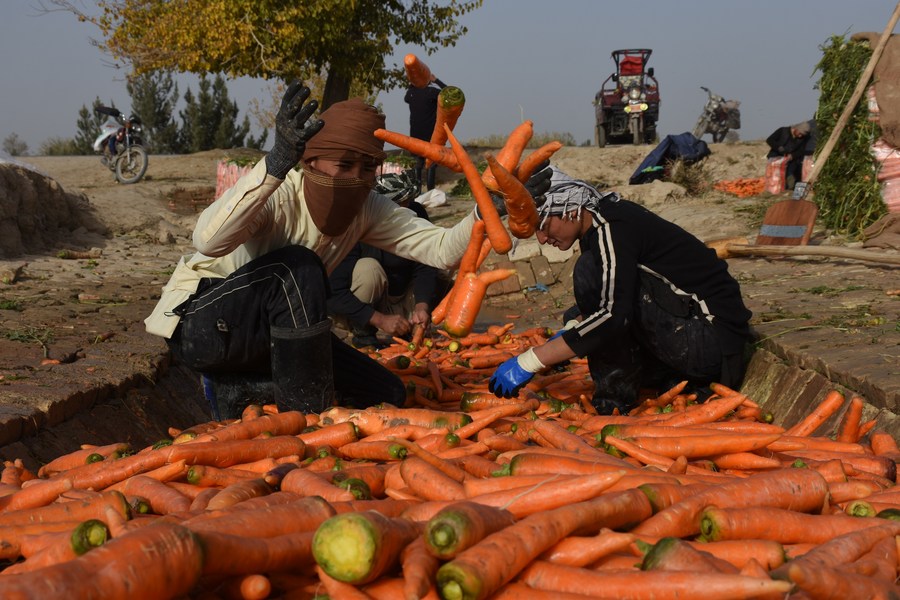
[488,167,753,415]
[328,171,451,348]
[766,119,817,190]
[404,73,446,191]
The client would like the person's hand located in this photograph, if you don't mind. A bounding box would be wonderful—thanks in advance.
[489,353,537,398]
[409,303,431,327]
[265,81,325,179]
[373,313,411,337]
[524,160,553,207]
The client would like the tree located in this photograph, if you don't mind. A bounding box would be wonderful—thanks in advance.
[179,74,251,152]
[48,0,482,109]
[127,70,181,153]
[210,75,249,150]
[74,97,108,155]
[2,133,28,156]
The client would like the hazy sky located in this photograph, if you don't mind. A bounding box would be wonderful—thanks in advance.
[2,1,898,154]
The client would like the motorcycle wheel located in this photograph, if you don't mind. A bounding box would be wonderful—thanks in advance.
[115,146,148,184]
[631,119,642,145]
[595,124,607,148]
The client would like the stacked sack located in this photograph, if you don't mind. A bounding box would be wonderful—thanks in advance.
[868,85,900,213]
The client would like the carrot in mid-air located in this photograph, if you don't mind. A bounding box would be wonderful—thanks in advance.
[404,53,432,88]
[485,154,539,239]
[482,120,534,192]
[515,141,563,183]
[428,85,466,150]
[374,128,462,172]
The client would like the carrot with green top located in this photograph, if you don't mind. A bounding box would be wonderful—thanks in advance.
[2,519,110,574]
[117,475,192,515]
[445,124,512,254]
[424,501,517,559]
[435,488,652,600]
[37,442,132,478]
[312,509,423,585]
[699,505,880,544]
[428,85,466,149]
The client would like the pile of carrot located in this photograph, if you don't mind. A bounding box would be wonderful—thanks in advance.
[713,177,766,198]
[0,325,898,599]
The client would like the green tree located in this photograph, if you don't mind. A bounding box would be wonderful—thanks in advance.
[179,74,250,152]
[210,75,249,149]
[49,0,481,109]
[127,70,181,153]
[2,133,28,156]
[74,98,108,155]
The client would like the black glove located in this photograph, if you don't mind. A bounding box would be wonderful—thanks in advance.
[524,160,553,207]
[265,81,325,179]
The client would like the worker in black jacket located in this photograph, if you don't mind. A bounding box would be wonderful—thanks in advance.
[404,74,446,191]
[489,167,753,414]
[766,119,817,190]
[328,171,450,348]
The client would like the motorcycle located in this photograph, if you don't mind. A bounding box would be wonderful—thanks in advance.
[691,87,741,143]
[92,106,149,184]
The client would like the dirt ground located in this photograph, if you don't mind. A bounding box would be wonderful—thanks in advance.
[1,142,897,468]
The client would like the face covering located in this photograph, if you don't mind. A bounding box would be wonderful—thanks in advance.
[302,166,371,237]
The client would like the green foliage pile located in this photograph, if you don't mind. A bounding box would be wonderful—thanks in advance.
[813,35,886,237]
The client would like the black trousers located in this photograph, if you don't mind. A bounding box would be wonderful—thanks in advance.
[413,155,438,191]
[574,269,744,410]
[167,245,406,408]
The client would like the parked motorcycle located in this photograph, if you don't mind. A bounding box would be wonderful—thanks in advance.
[691,87,741,143]
[92,106,148,184]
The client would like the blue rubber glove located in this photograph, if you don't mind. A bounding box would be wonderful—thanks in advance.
[489,355,536,399]
[548,329,564,342]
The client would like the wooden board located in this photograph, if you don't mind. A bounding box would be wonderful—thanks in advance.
[755,198,818,246]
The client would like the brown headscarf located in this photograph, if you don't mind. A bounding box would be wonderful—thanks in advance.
[301,99,386,236]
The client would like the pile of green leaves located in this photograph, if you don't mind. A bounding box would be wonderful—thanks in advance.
[813,35,886,237]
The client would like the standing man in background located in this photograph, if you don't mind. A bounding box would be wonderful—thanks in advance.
[405,73,446,191]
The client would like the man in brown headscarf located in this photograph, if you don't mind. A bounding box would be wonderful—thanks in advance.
[145,82,480,419]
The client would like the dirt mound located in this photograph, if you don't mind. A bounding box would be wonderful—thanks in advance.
[0,163,107,258]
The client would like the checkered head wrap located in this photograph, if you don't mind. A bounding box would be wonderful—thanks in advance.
[537,166,616,229]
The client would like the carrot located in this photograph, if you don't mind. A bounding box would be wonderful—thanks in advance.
[198,529,315,577]
[411,323,427,349]
[401,536,441,600]
[0,488,130,528]
[784,389,845,437]
[541,528,636,568]
[404,53,432,88]
[192,410,307,442]
[215,574,272,600]
[312,509,422,585]
[428,85,466,149]
[442,269,516,338]
[117,475,192,515]
[280,467,355,503]
[654,392,750,427]
[432,221,485,326]
[627,432,782,459]
[444,124,512,254]
[632,468,831,539]
[424,501,517,559]
[205,478,275,511]
[518,560,792,598]
[374,128,462,172]
[338,439,408,462]
[2,518,110,574]
[481,120,534,192]
[166,435,306,467]
[315,564,375,600]
[785,558,900,600]
[836,395,865,443]
[707,451,783,471]
[515,141,563,183]
[434,488,653,600]
[640,535,739,574]
[398,456,466,501]
[0,521,204,600]
[37,442,132,478]
[868,430,900,456]
[506,450,633,476]
[184,495,336,537]
[698,505,881,544]
[485,153,539,239]
[0,476,75,512]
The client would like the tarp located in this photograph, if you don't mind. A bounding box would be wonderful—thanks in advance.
[628,132,710,185]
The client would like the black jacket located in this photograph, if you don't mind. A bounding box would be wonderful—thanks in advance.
[766,121,817,160]
[404,78,447,141]
[327,202,443,328]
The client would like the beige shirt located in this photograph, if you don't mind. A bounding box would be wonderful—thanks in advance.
[144,158,476,338]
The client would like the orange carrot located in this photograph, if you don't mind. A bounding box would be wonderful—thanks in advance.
[627,432,782,459]
[399,456,466,501]
[485,154,539,239]
[640,535,739,574]
[166,435,305,468]
[280,468,355,503]
[869,431,900,457]
[482,120,534,192]
[192,410,307,442]
[3,518,110,574]
[37,442,132,478]
[117,475,192,515]
[444,124,512,254]
[785,557,900,600]
[784,389,845,437]
[404,53,432,88]
[836,395,865,443]
[428,85,466,149]
[401,536,441,600]
[435,488,652,600]
[185,496,336,538]
[375,128,462,172]
[433,220,485,326]
[442,269,516,338]
[205,478,275,511]
[198,529,315,576]
[515,141,563,183]
[632,468,830,539]
[699,505,880,544]
[424,501,517,559]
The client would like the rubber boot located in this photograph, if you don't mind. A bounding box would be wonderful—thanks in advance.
[201,373,273,421]
[270,319,335,415]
